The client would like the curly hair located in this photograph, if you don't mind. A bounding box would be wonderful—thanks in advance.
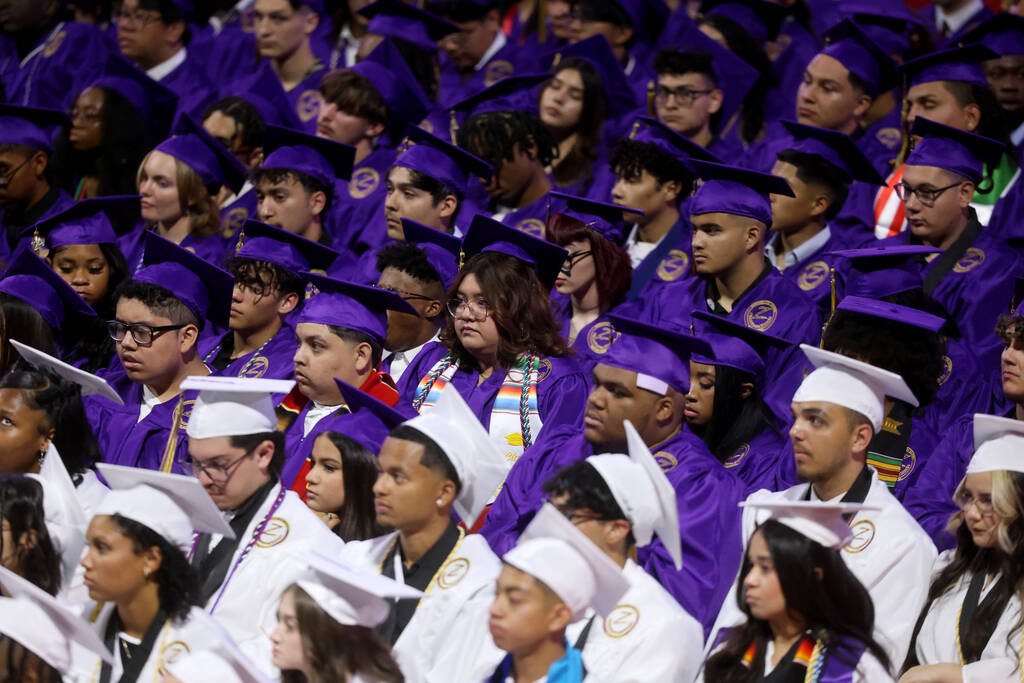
[997,314,1024,347]
[375,242,447,294]
[439,251,568,370]
[610,138,693,205]
[109,514,202,624]
[225,255,307,302]
[822,308,945,408]
[457,110,558,175]
[545,213,631,311]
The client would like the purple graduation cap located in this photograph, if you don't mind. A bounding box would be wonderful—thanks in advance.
[298,273,419,345]
[602,313,713,394]
[820,18,899,97]
[700,0,787,43]
[835,295,946,333]
[334,378,415,453]
[690,160,794,225]
[393,124,493,197]
[164,0,195,20]
[961,14,1024,57]
[839,2,924,57]
[899,44,998,89]
[86,53,179,138]
[0,245,96,329]
[220,61,303,130]
[358,0,460,50]
[134,232,234,329]
[448,74,551,118]
[21,196,140,250]
[154,113,247,194]
[0,104,69,153]
[629,115,722,165]
[233,219,339,274]
[547,191,642,237]
[691,310,792,385]
[779,120,885,185]
[540,34,639,121]
[348,38,432,128]
[829,245,939,298]
[262,124,356,186]
[906,116,1005,184]
[460,213,569,291]
[399,218,460,289]
[655,15,759,134]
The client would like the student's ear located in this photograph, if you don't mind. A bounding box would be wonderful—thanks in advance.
[808,192,830,221]
[744,221,763,250]
[660,179,683,204]
[435,477,457,509]
[608,24,634,49]
[852,92,873,120]
[178,324,200,354]
[957,181,975,208]
[438,194,459,219]
[850,421,873,455]
[548,601,573,633]
[366,121,387,139]
[707,88,724,115]
[29,151,48,180]
[245,146,263,170]
[278,291,300,316]
[164,19,185,46]
[142,545,163,579]
[812,566,824,581]
[653,394,675,424]
[252,439,276,473]
[309,190,327,218]
[302,7,320,36]
[604,518,632,546]
[738,382,754,400]
[422,298,444,319]
[353,341,375,374]
[483,8,502,31]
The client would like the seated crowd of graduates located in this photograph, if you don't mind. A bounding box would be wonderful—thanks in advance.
[5,0,1024,681]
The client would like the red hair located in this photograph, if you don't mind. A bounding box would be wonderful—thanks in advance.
[546,213,632,311]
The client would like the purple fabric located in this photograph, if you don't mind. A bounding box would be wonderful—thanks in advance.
[350,39,431,126]
[0,246,96,328]
[539,34,638,121]
[360,0,459,50]
[0,104,68,151]
[198,323,299,381]
[234,219,339,273]
[906,117,1005,184]
[283,66,329,135]
[298,273,417,344]
[85,385,193,473]
[324,146,397,254]
[899,44,996,88]
[6,22,111,110]
[134,232,234,328]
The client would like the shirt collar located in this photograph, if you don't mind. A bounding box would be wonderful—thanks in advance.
[147,47,187,82]
[765,226,832,269]
[935,0,983,34]
[475,31,507,71]
[386,332,439,366]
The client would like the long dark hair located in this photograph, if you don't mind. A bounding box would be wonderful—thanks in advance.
[280,584,403,683]
[0,636,62,683]
[0,364,102,479]
[0,295,58,364]
[697,14,777,146]
[440,251,568,370]
[108,514,202,623]
[53,86,152,197]
[0,476,62,596]
[691,364,780,463]
[704,520,891,682]
[904,470,1024,674]
[541,58,606,188]
[316,432,387,542]
[545,213,631,312]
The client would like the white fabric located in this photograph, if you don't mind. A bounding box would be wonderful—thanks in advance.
[764,226,832,271]
[934,0,984,35]
[137,383,162,422]
[199,484,346,676]
[565,560,703,683]
[739,500,879,550]
[708,469,937,667]
[475,31,507,71]
[634,373,669,396]
[181,376,295,439]
[303,400,339,437]
[386,333,438,384]
[969,414,1024,475]
[10,341,123,404]
[402,386,510,523]
[624,224,662,269]
[28,445,87,590]
[1012,120,1024,149]
[146,47,187,82]
[915,551,1023,683]
[162,607,272,683]
[340,531,505,683]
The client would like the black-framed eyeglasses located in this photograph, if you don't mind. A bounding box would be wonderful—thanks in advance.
[445,297,491,320]
[0,157,31,190]
[375,284,436,303]
[178,448,255,485]
[894,180,963,207]
[107,320,186,346]
[654,86,714,106]
[560,249,593,275]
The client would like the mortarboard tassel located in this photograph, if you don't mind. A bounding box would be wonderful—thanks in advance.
[31,229,45,256]
[449,111,459,145]
[647,80,655,116]
[538,0,547,45]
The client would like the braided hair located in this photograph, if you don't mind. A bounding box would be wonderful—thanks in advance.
[457,110,558,177]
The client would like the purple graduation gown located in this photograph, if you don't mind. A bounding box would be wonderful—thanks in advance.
[495,192,553,238]
[480,423,745,635]
[155,50,219,123]
[118,223,228,272]
[284,65,328,135]
[4,22,111,109]
[198,323,299,381]
[769,227,847,315]
[438,38,522,109]
[86,384,194,473]
[325,146,398,254]
[625,216,695,301]
[188,24,259,85]
[0,188,74,267]
[720,425,791,496]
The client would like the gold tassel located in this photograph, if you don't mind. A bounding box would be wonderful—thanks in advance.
[449,110,459,144]
[628,119,641,139]
[647,80,655,116]
[31,229,45,256]
[159,398,187,473]
[459,249,465,270]
[537,0,547,45]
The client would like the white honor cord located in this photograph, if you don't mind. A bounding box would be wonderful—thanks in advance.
[394,552,404,602]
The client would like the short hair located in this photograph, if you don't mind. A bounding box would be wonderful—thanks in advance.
[319,70,388,129]
[136,0,191,43]
[457,110,557,172]
[113,280,201,330]
[775,149,851,222]
[0,143,44,159]
[251,167,334,214]
[842,406,873,433]
[202,96,266,153]
[542,460,636,549]
[610,139,693,203]
[654,48,717,83]
[228,431,287,479]
[428,0,496,22]
[997,314,1024,347]
[225,256,306,302]
[376,242,446,293]
[326,326,383,368]
[387,166,463,223]
[388,424,462,494]
[573,0,632,28]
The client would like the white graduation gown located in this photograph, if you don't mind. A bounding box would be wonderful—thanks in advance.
[201,483,346,675]
[564,559,703,683]
[340,530,505,682]
[914,550,1024,683]
[708,468,937,667]
[68,603,201,683]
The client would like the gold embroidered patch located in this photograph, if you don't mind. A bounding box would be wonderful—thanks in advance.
[898,446,917,482]
[653,451,678,472]
[796,261,829,291]
[953,247,985,273]
[875,127,902,151]
[603,605,640,638]
[515,218,545,238]
[256,517,290,548]
[349,167,381,199]
[845,520,876,553]
[43,30,66,58]
[484,60,515,86]
[725,443,749,468]
[220,207,249,238]
[241,355,269,378]
[437,557,470,588]
[587,321,617,355]
[938,355,952,386]
[743,300,778,332]
[296,90,322,122]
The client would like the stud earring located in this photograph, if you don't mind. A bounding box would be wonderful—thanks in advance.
[436,499,443,506]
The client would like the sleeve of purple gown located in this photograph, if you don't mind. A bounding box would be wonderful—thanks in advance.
[537,367,590,434]
[901,415,973,552]
[637,465,745,638]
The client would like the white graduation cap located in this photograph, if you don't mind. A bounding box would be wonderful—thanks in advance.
[400,387,510,524]
[739,500,881,549]
[504,503,630,622]
[967,413,1024,475]
[586,420,682,569]
[10,339,123,405]
[791,344,918,433]
[181,376,295,439]
[27,444,88,589]
[291,549,423,627]
[94,463,235,550]
[163,608,272,683]
[0,565,112,674]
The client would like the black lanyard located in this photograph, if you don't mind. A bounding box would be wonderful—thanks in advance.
[99,609,168,683]
[802,465,873,516]
[959,572,1007,663]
